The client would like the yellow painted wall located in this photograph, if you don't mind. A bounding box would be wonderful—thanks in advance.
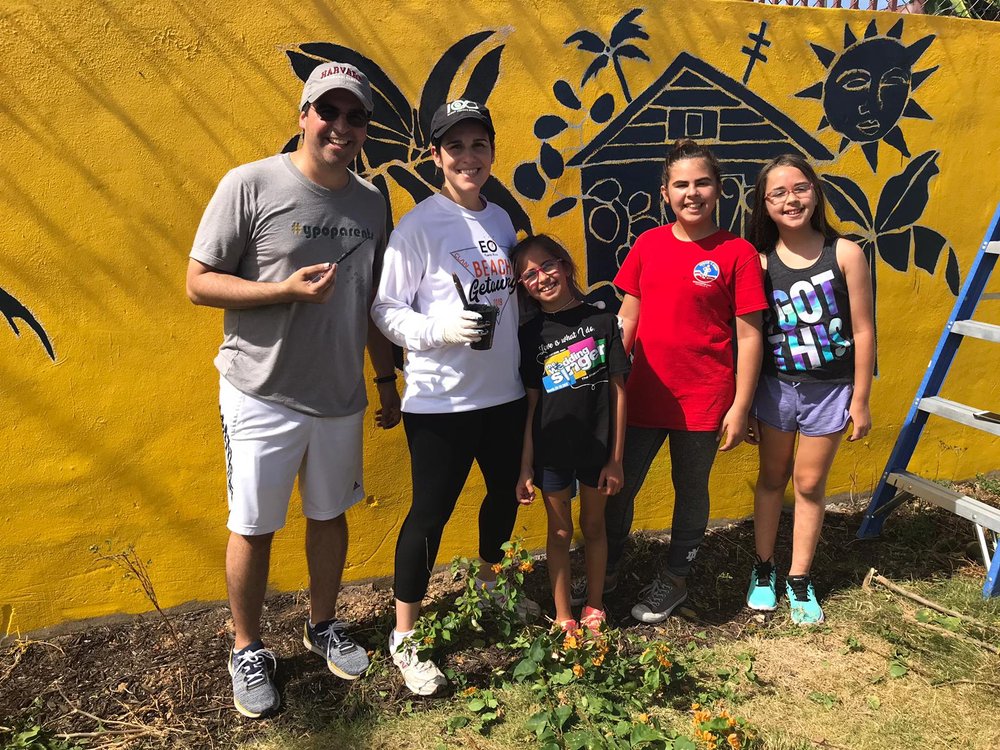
[2,0,998,633]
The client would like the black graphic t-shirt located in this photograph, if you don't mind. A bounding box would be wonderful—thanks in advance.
[519,304,630,470]
[762,239,854,384]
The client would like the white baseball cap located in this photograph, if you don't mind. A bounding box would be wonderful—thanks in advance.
[299,62,374,113]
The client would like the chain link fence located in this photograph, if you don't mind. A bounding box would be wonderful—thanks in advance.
[752,0,999,21]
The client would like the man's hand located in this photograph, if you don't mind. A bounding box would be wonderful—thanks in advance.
[282,263,337,304]
[375,381,401,429]
[717,405,749,452]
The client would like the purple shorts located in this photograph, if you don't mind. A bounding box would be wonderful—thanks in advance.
[753,374,852,437]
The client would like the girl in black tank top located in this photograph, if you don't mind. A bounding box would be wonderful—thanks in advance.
[744,155,875,625]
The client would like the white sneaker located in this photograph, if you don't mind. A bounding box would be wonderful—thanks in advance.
[389,633,446,696]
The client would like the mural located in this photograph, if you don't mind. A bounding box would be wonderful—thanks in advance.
[4,0,1000,634]
[1,285,54,361]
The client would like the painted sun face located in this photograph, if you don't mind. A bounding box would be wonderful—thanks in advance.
[796,18,937,171]
[826,40,912,143]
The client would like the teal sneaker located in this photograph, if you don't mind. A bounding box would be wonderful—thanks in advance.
[746,557,777,611]
[785,575,824,625]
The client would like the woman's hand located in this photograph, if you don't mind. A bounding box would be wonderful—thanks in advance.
[516,468,536,505]
[847,398,871,442]
[717,406,749,451]
[745,415,760,446]
[598,459,623,496]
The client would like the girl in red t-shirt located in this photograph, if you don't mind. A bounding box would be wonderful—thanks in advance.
[597,140,767,623]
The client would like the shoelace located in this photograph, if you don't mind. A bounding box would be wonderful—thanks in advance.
[235,648,276,689]
[753,559,774,586]
[787,577,811,602]
[316,621,358,655]
[638,578,673,609]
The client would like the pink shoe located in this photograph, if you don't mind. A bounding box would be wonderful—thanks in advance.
[580,605,606,634]
[556,618,579,632]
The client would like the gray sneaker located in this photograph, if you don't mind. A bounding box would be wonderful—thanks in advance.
[569,569,619,607]
[228,642,279,719]
[630,577,687,623]
[303,620,370,680]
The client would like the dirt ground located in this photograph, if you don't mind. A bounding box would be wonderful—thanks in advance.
[1,491,994,749]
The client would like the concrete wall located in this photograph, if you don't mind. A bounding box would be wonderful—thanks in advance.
[2,0,998,633]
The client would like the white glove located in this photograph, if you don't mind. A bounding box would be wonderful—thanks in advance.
[429,309,484,346]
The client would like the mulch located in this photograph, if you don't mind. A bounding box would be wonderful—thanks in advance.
[0,494,985,748]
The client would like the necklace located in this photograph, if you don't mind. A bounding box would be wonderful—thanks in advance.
[544,297,578,315]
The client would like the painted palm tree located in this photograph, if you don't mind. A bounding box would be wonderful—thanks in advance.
[564,8,650,103]
[1,285,54,360]
[284,32,530,234]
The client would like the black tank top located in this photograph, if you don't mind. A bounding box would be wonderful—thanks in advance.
[762,238,854,384]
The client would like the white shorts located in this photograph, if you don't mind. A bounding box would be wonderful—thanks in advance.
[219,376,365,535]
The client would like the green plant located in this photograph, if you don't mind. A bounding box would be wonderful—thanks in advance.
[0,723,86,750]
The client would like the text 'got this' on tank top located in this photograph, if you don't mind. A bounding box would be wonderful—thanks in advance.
[762,238,854,384]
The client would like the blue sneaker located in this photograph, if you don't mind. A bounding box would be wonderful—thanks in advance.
[746,557,777,611]
[786,575,824,625]
[303,620,370,680]
[228,641,279,719]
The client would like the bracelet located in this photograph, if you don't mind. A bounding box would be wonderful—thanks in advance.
[373,374,397,384]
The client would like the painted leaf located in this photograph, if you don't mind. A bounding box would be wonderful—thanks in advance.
[482,176,533,234]
[540,143,565,179]
[534,115,569,140]
[0,285,55,360]
[589,178,622,202]
[912,225,947,275]
[875,150,940,234]
[564,29,606,53]
[581,55,610,88]
[609,8,649,46]
[590,92,615,123]
[294,45,412,139]
[280,134,299,154]
[460,45,504,107]
[553,79,581,110]
[514,162,546,201]
[821,175,874,228]
[416,30,495,142]
[387,163,434,205]
[615,43,650,62]
[877,229,911,272]
[945,248,961,295]
[548,197,577,218]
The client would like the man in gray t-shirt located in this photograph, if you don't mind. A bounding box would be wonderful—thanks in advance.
[186,62,400,719]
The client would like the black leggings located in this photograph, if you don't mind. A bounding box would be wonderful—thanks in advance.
[605,426,718,578]
[394,398,527,603]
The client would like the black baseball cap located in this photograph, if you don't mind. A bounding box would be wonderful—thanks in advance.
[430,100,495,143]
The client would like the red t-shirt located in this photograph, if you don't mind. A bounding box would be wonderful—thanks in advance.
[614,225,766,431]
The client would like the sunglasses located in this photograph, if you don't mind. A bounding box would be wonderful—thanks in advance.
[311,104,370,128]
[519,258,561,287]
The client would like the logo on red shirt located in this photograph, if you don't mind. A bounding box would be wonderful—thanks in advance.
[693,260,720,287]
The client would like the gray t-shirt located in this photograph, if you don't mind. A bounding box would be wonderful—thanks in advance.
[190,154,387,416]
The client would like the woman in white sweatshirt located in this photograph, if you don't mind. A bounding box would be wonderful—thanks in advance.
[371,99,533,696]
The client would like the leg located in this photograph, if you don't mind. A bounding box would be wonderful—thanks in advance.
[605,425,668,573]
[665,430,720,580]
[578,484,608,611]
[542,487,576,624]
[753,423,796,562]
[474,398,528,567]
[393,410,475,631]
[305,515,348,624]
[788,432,843,576]
[227,531,274,650]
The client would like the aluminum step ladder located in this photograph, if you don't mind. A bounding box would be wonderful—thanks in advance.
[857,200,1000,598]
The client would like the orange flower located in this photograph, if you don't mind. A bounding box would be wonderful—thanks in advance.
[491,563,503,574]
[519,561,534,573]
[505,547,516,558]
[463,686,478,696]
[637,713,650,724]
[591,655,605,667]
[563,635,578,650]
[572,664,585,678]
[727,733,741,749]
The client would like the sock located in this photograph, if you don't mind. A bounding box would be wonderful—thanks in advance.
[234,639,265,656]
[390,628,414,652]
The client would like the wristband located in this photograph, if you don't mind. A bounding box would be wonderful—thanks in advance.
[373,374,397,384]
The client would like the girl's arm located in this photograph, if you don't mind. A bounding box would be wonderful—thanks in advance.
[517,389,541,504]
[617,294,641,354]
[838,238,875,441]
[599,374,627,496]
[718,310,763,451]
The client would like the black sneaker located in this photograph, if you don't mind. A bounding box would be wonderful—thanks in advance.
[228,641,279,719]
[569,569,619,607]
[303,620,370,680]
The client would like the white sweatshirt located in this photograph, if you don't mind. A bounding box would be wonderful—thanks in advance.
[372,194,524,413]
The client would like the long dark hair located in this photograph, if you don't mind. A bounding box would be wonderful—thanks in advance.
[661,139,722,187]
[510,234,582,309]
[748,154,838,253]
